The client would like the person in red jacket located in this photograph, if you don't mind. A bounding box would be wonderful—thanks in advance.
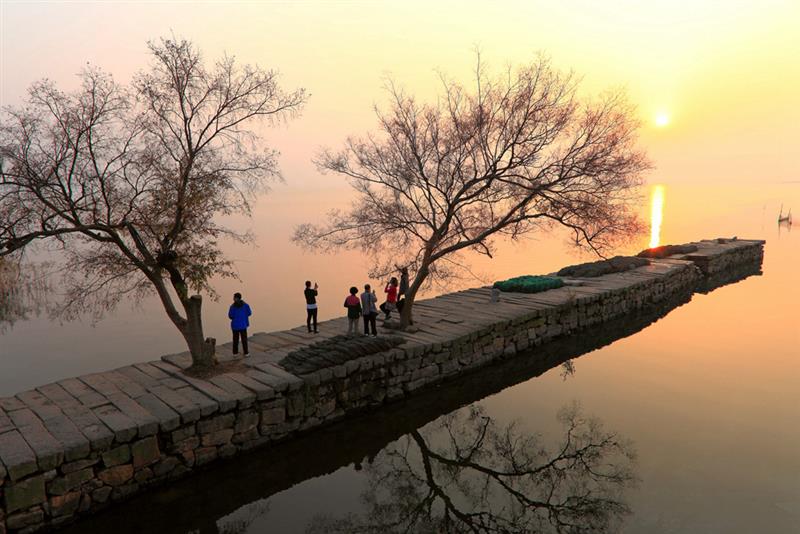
[381,277,399,320]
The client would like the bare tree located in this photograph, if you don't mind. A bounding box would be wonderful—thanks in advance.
[307,403,637,533]
[295,56,648,328]
[0,37,306,367]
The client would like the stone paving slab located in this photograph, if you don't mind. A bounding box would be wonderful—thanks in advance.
[0,429,38,480]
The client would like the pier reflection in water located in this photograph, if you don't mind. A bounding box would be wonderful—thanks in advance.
[63,261,762,534]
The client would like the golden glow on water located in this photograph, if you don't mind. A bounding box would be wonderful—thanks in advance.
[649,185,665,248]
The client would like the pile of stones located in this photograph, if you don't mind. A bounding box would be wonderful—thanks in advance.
[280,335,406,375]
[637,244,698,259]
[557,256,650,278]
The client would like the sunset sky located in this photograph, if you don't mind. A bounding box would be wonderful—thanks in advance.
[2,0,798,192]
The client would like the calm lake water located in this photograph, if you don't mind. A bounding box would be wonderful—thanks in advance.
[3,182,800,532]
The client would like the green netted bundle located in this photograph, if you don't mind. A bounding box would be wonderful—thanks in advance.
[493,275,564,293]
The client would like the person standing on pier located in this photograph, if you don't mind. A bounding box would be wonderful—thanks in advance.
[305,281,319,333]
[381,276,399,320]
[344,286,362,336]
[228,292,252,356]
[399,266,409,298]
[361,284,379,336]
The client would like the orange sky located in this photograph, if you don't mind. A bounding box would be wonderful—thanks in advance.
[1,0,798,191]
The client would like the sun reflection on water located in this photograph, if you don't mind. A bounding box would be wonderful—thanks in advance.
[649,185,665,248]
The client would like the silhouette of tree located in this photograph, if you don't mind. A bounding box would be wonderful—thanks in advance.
[0,37,306,367]
[295,56,649,328]
[308,403,637,533]
[0,258,50,333]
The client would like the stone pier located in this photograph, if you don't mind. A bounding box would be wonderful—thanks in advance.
[0,239,764,532]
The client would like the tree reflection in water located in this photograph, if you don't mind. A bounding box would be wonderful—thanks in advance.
[308,403,637,534]
[0,259,50,332]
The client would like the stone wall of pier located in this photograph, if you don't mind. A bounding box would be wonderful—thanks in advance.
[0,240,764,533]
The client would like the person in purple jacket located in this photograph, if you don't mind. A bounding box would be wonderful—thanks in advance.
[228,292,252,356]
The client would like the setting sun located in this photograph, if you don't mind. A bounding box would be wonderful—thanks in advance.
[655,113,670,127]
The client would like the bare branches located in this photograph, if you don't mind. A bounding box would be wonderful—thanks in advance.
[0,36,306,365]
[308,403,637,533]
[296,56,649,327]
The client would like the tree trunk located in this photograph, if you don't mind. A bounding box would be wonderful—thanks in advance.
[182,294,217,368]
[400,265,429,329]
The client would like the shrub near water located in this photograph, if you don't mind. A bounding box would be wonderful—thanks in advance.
[493,275,565,293]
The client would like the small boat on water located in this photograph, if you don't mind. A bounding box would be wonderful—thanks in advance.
[778,205,792,224]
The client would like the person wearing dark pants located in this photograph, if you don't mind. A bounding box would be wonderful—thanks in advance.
[228,292,252,356]
[361,284,378,336]
[305,280,319,333]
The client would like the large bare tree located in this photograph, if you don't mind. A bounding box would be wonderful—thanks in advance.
[295,57,648,328]
[0,38,306,367]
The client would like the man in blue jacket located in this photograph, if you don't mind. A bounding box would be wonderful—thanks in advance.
[228,292,252,356]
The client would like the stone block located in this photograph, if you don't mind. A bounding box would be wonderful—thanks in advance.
[97,465,133,487]
[134,467,153,484]
[6,508,43,530]
[111,482,138,502]
[131,437,160,469]
[101,445,131,468]
[49,490,80,517]
[194,447,217,466]
[179,450,195,467]
[259,406,285,427]
[4,475,46,513]
[201,429,233,447]
[60,457,99,475]
[197,414,234,435]
[47,467,93,496]
[172,436,199,454]
[234,410,259,434]
[170,425,196,444]
[218,444,237,459]
[152,457,180,478]
[91,486,112,504]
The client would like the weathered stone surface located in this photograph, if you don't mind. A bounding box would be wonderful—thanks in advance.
[194,447,217,466]
[152,457,180,478]
[111,482,139,502]
[60,405,114,451]
[170,425,196,444]
[134,467,153,484]
[4,475,46,513]
[0,430,37,481]
[208,376,256,408]
[134,393,180,432]
[225,373,276,401]
[91,486,112,504]
[131,437,160,469]
[234,410,259,434]
[49,490,81,517]
[97,465,133,487]
[201,429,233,447]
[218,444,237,458]
[5,508,43,530]
[197,414,234,435]
[101,445,130,468]
[47,468,93,496]
[107,394,159,437]
[7,409,64,471]
[149,386,202,424]
[260,406,285,426]
[60,457,99,475]
[171,437,199,454]
[91,405,137,443]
